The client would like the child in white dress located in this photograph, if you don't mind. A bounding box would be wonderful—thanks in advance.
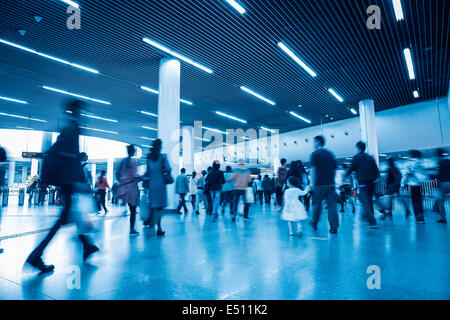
[281,176,310,237]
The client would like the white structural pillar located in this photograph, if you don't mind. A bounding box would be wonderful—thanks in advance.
[22,166,28,183]
[91,163,97,188]
[158,58,181,209]
[8,161,15,187]
[359,99,379,166]
[30,159,39,178]
[182,126,194,174]
[107,158,114,188]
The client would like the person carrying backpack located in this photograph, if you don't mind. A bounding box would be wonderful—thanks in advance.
[276,158,288,207]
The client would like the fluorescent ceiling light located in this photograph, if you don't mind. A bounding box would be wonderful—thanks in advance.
[0,96,28,104]
[240,86,276,105]
[350,108,357,115]
[224,0,246,14]
[403,48,416,80]
[0,39,98,74]
[142,126,158,131]
[43,86,111,105]
[195,137,210,142]
[143,38,213,74]
[180,99,193,106]
[328,88,344,102]
[379,154,388,157]
[140,86,159,95]
[80,126,118,135]
[16,126,34,130]
[215,111,247,124]
[260,126,276,133]
[142,145,153,148]
[61,0,79,7]
[413,90,419,98]
[202,126,229,135]
[0,112,47,122]
[80,113,117,123]
[392,0,404,21]
[277,42,317,77]
[140,111,158,118]
[140,136,156,141]
[289,111,311,124]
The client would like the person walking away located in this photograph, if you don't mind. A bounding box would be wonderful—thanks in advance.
[175,168,189,214]
[281,177,310,237]
[435,148,449,223]
[204,166,213,215]
[195,170,207,214]
[262,175,273,204]
[117,145,140,235]
[309,135,339,234]
[336,163,356,213]
[276,158,288,207]
[222,166,234,215]
[205,161,225,222]
[382,157,407,219]
[25,99,99,273]
[189,171,198,212]
[402,150,427,223]
[228,159,252,222]
[0,145,7,254]
[253,175,263,205]
[141,139,170,236]
[345,141,380,228]
[95,170,110,214]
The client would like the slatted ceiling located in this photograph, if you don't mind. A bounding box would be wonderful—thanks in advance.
[0,1,448,147]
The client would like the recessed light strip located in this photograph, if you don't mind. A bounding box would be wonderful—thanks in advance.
[140,86,193,105]
[403,48,416,80]
[240,86,276,105]
[80,126,118,135]
[0,112,47,122]
[143,38,213,74]
[289,111,311,124]
[215,111,247,124]
[277,42,317,77]
[413,90,419,98]
[328,88,344,102]
[392,0,404,21]
[0,39,97,74]
[0,96,28,104]
[224,0,246,14]
[260,126,276,133]
[61,0,80,8]
[141,126,158,131]
[81,113,118,123]
[140,136,156,141]
[202,126,229,135]
[139,111,158,118]
[350,108,357,115]
[43,86,111,105]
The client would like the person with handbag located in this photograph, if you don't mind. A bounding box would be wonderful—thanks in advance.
[25,99,99,273]
[117,145,140,235]
[141,139,172,236]
[345,141,380,228]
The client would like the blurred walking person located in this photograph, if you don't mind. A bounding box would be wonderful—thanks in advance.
[309,135,339,234]
[205,161,225,222]
[402,150,427,223]
[204,166,213,215]
[345,141,380,228]
[262,174,274,204]
[95,170,110,214]
[25,99,99,273]
[194,170,207,215]
[228,159,252,222]
[189,171,198,212]
[435,148,449,223]
[275,158,288,207]
[382,157,409,219]
[222,166,234,215]
[253,175,263,205]
[281,177,310,237]
[175,168,189,214]
[142,139,171,236]
[0,145,7,254]
[117,145,140,235]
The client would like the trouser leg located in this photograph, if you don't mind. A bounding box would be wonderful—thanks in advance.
[129,204,136,229]
[326,186,339,231]
[312,186,325,227]
[411,186,424,221]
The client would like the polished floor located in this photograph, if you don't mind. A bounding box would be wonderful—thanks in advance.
[0,198,449,300]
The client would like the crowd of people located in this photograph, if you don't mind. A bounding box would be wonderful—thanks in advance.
[0,98,448,274]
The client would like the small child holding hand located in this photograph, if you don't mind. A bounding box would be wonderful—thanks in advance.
[281,176,310,237]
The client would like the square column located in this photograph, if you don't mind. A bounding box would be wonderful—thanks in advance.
[182,126,194,174]
[8,161,15,187]
[107,158,114,189]
[158,58,181,209]
[359,99,379,165]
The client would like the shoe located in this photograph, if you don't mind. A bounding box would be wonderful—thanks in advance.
[289,233,295,236]
[232,218,236,222]
[329,229,338,234]
[26,257,55,273]
[195,211,200,215]
[352,208,356,214]
[83,245,99,261]
[340,209,344,213]
[437,219,447,224]
[380,215,386,220]
[309,222,317,231]
[243,217,249,221]
[213,219,217,222]
[130,229,139,235]
[405,211,411,218]
[185,211,189,215]
[157,230,166,236]
[176,211,182,215]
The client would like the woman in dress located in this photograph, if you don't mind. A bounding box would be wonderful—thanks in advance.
[142,139,171,236]
[281,176,310,237]
[118,145,140,235]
